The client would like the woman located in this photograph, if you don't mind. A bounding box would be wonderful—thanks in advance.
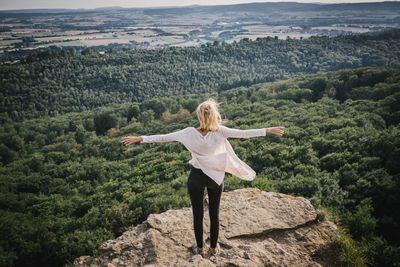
[121,98,284,257]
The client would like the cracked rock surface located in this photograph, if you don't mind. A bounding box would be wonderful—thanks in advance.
[74,188,338,267]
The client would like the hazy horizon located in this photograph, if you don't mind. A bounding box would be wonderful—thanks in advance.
[0,0,395,11]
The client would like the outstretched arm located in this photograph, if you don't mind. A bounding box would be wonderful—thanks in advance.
[220,125,266,139]
[140,127,187,143]
[220,125,284,139]
[121,127,187,145]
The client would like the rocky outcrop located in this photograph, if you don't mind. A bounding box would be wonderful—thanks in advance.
[74,188,338,267]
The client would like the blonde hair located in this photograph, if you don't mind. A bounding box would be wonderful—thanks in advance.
[195,98,224,131]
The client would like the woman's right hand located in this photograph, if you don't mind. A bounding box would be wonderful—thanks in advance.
[121,136,143,146]
[266,127,285,137]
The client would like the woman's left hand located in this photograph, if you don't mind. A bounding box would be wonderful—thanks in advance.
[121,136,143,145]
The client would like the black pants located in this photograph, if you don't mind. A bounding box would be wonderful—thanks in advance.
[187,165,224,249]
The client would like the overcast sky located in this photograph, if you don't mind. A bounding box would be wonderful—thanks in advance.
[0,0,394,10]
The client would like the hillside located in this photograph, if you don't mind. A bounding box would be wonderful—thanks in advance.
[0,66,399,266]
[74,188,339,267]
[1,29,400,121]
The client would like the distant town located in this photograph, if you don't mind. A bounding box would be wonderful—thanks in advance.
[1,1,399,62]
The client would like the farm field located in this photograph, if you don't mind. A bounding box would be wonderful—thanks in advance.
[1,1,399,56]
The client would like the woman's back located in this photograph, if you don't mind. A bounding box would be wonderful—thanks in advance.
[139,125,267,186]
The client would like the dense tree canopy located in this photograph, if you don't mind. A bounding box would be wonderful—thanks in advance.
[1,29,400,122]
[0,66,399,266]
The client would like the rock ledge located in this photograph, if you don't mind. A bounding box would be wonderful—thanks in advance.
[74,188,338,267]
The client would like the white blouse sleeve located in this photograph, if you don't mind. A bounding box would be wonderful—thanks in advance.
[140,127,188,143]
[219,125,266,139]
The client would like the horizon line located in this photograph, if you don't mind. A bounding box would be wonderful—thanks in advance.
[0,0,394,12]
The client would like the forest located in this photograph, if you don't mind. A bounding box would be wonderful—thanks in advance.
[1,29,400,122]
[0,66,399,266]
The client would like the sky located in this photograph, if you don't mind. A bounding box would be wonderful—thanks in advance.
[0,0,395,10]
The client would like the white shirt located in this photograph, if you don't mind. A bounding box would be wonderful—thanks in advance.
[140,125,267,186]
